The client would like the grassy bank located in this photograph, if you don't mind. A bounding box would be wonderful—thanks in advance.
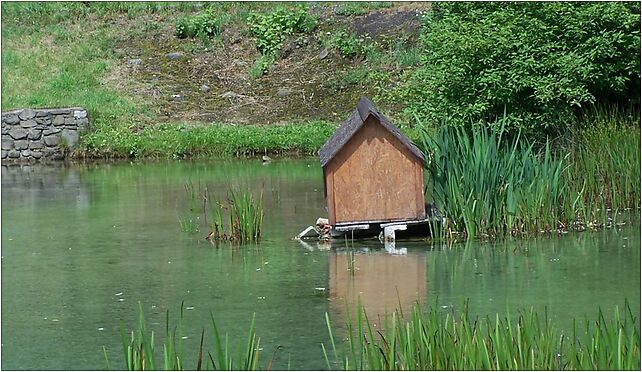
[79,120,339,159]
[110,301,640,370]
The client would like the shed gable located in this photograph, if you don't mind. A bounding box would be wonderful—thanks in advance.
[326,116,425,224]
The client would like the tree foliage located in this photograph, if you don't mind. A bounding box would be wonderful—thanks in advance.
[397,2,641,133]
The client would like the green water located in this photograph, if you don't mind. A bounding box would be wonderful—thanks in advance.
[1,159,640,370]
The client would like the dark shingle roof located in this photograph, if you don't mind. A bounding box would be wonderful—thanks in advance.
[318,97,425,167]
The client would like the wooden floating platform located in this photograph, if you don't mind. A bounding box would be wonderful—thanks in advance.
[296,215,445,243]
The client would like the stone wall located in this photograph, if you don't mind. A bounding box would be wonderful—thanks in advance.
[1,107,88,162]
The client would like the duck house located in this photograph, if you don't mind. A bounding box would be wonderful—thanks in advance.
[318,97,426,229]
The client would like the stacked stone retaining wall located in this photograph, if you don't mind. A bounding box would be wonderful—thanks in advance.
[1,107,88,162]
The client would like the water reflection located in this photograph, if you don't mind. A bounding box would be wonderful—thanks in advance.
[329,244,426,320]
[1,159,639,370]
[2,164,91,211]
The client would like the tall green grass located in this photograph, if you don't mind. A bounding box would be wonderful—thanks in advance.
[80,121,338,159]
[111,301,640,370]
[419,115,640,240]
[112,302,262,370]
[564,109,641,228]
[179,183,264,242]
[324,301,641,370]
[421,121,566,239]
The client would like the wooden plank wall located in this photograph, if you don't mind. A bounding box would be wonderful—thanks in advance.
[325,117,425,224]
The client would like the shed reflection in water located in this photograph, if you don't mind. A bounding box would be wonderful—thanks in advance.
[310,240,428,323]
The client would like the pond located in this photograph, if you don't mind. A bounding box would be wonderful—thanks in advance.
[1,159,640,370]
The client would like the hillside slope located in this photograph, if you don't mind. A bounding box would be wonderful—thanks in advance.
[2,2,428,127]
[110,2,428,125]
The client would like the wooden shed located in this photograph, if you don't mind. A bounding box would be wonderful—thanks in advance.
[318,97,426,227]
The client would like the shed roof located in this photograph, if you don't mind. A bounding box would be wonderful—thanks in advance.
[318,97,425,167]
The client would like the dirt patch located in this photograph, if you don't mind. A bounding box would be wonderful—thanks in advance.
[349,6,426,38]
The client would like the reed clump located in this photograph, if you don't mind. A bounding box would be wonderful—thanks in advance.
[178,182,264,243]
[206,188,264,243]
[323,301,640,370]
[419,113,640,240]
[110,302,262,371]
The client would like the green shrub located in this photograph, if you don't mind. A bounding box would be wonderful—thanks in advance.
[174,7,222,40]
[328,30,367,59]
[396,2,641,134]
[247,6,316,57]
[249,54,276,79]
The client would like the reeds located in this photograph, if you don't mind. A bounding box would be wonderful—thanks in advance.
[563,110,641,228]
[323,301,640,370]
[421,121,565,239]
[207,188,264,242]
[419,114,640,240]
[178,182,264,243]
[113,302,262,371]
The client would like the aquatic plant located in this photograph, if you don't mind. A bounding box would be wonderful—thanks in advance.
[419,114,640,240]
[198,186,263,243]
[113,302,262,371]
[420,120,565,239]
[323,301,641,370]
[563,109,641,228]
[228,189,264,242]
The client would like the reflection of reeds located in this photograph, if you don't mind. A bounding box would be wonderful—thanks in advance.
[323,300,640,370]
[178,215,200,233]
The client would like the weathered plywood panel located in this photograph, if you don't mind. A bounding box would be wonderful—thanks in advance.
[327,117,426,224]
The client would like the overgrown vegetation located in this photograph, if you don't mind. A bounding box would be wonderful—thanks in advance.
[179,181,264,243]
[419,110,640,240]
[109,301,640,370]
[80,121,339,159]
[323,301,640,370]
[175,7,224,41]
[111,302,262,370]
[393,2,641,134]
[247,5,316,76]
[325,30,367,59]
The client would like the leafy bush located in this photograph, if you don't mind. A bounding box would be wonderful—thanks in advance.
[328,30,367,59]
[396,2,641,134]
[175,7,222,40]
[247,6,316,57]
